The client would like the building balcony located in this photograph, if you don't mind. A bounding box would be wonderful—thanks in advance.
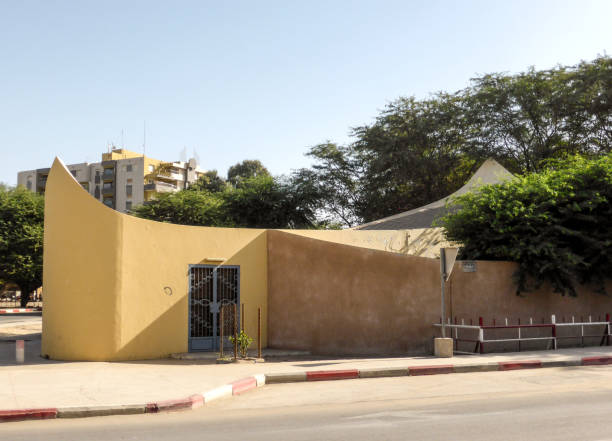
[102,185,114,195]
[155,171,184,182]
[144,181,178,193]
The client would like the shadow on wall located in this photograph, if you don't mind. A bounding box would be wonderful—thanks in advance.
[267,230,441,356]
[268,230,612,356]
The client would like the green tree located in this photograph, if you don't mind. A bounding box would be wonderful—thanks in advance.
[438,154,612,296]
[300,56,611,224]
[222,174,319,229]
[133,162,321,229]
[463,56,612,173]
[0,185,44,306]
[227,160,270,186]
[188,170,227,193]
[292,143,361,227]
[351,94,481,222]
[131,191,227,226]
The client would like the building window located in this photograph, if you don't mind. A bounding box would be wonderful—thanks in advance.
[103,168,114,178]
[126,184,132,196]
[103,182,113,190]
[126,201,132,211]
[71,170,77,177]
[81,182,89,191]
[94,185,100,199]
[126,164,133,172]
[103,198,113,207]
[26,180,32,190]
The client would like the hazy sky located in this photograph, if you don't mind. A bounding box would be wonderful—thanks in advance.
[1,0,610,185]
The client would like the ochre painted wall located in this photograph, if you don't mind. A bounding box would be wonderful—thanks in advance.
[43,159,267,361]
[267,230,442,355]
[117,218,267,359]
[42,158,123,360]
[267,230,612,355]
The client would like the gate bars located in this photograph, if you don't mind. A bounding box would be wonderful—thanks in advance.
[219,303,264,359]
[433,313,611,354]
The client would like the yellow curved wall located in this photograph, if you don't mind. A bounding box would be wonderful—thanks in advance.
[42,158,267,360]
[42,158,122,360]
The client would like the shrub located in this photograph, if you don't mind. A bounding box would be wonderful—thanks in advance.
[438,154,612,296]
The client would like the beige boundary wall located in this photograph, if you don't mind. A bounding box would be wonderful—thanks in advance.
[267,231,612,355]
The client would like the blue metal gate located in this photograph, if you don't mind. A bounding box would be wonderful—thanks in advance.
[188,265,240,351]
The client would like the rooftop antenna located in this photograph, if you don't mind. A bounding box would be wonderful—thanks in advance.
[192,148,200,167]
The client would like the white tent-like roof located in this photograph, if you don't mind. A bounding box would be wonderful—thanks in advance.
[354,159,514,230]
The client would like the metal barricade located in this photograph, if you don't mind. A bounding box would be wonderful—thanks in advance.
[433,313,611,354]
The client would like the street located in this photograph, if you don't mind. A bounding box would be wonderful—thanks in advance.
[2,366,612,440]
[0,313,41,328]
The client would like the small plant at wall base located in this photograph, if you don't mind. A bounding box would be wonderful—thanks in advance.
[438,154,612,297]
[229,331,254,358]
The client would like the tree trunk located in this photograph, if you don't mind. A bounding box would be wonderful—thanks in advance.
[19,286,31,308]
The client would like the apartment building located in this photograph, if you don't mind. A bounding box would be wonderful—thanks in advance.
[17,148,205,213]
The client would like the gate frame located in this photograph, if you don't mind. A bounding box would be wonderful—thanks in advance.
[188,264,240,352]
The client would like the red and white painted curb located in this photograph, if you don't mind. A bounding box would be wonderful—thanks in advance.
[0,308,42,314]
[1,356,611,423]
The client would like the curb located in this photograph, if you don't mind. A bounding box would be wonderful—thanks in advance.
[2,355,611,423]
[0,308,42,314]
[306,369,359,381]
[582,355,612,366]
[0,408,56,422]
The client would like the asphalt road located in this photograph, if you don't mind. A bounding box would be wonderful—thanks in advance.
[2,366,612,440]
[0,313,42,328]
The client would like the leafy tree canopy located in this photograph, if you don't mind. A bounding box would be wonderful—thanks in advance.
[298,56,611,225]
[292,143,361,227]
[223,174,318,229]
[188,170,227,193]
[133,165,321,229]
[438,154,612,296]
[132,190,226,227]
[0,185,44,306]
[227,160,270,187]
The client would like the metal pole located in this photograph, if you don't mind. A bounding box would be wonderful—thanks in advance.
[16,340,24,364]
[440,248,447,338]
[241,303,244,331]
[607,313,610,346]
[258,307,262,359]
[219,305,224,359]
[233,303,238,360]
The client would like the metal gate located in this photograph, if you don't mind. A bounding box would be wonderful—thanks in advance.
[188,265,240,351]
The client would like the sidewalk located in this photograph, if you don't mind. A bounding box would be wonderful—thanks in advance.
[1,326,611,420]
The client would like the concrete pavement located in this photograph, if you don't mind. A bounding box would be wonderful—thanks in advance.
[1,316,612,422]
[4,367,612,441]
